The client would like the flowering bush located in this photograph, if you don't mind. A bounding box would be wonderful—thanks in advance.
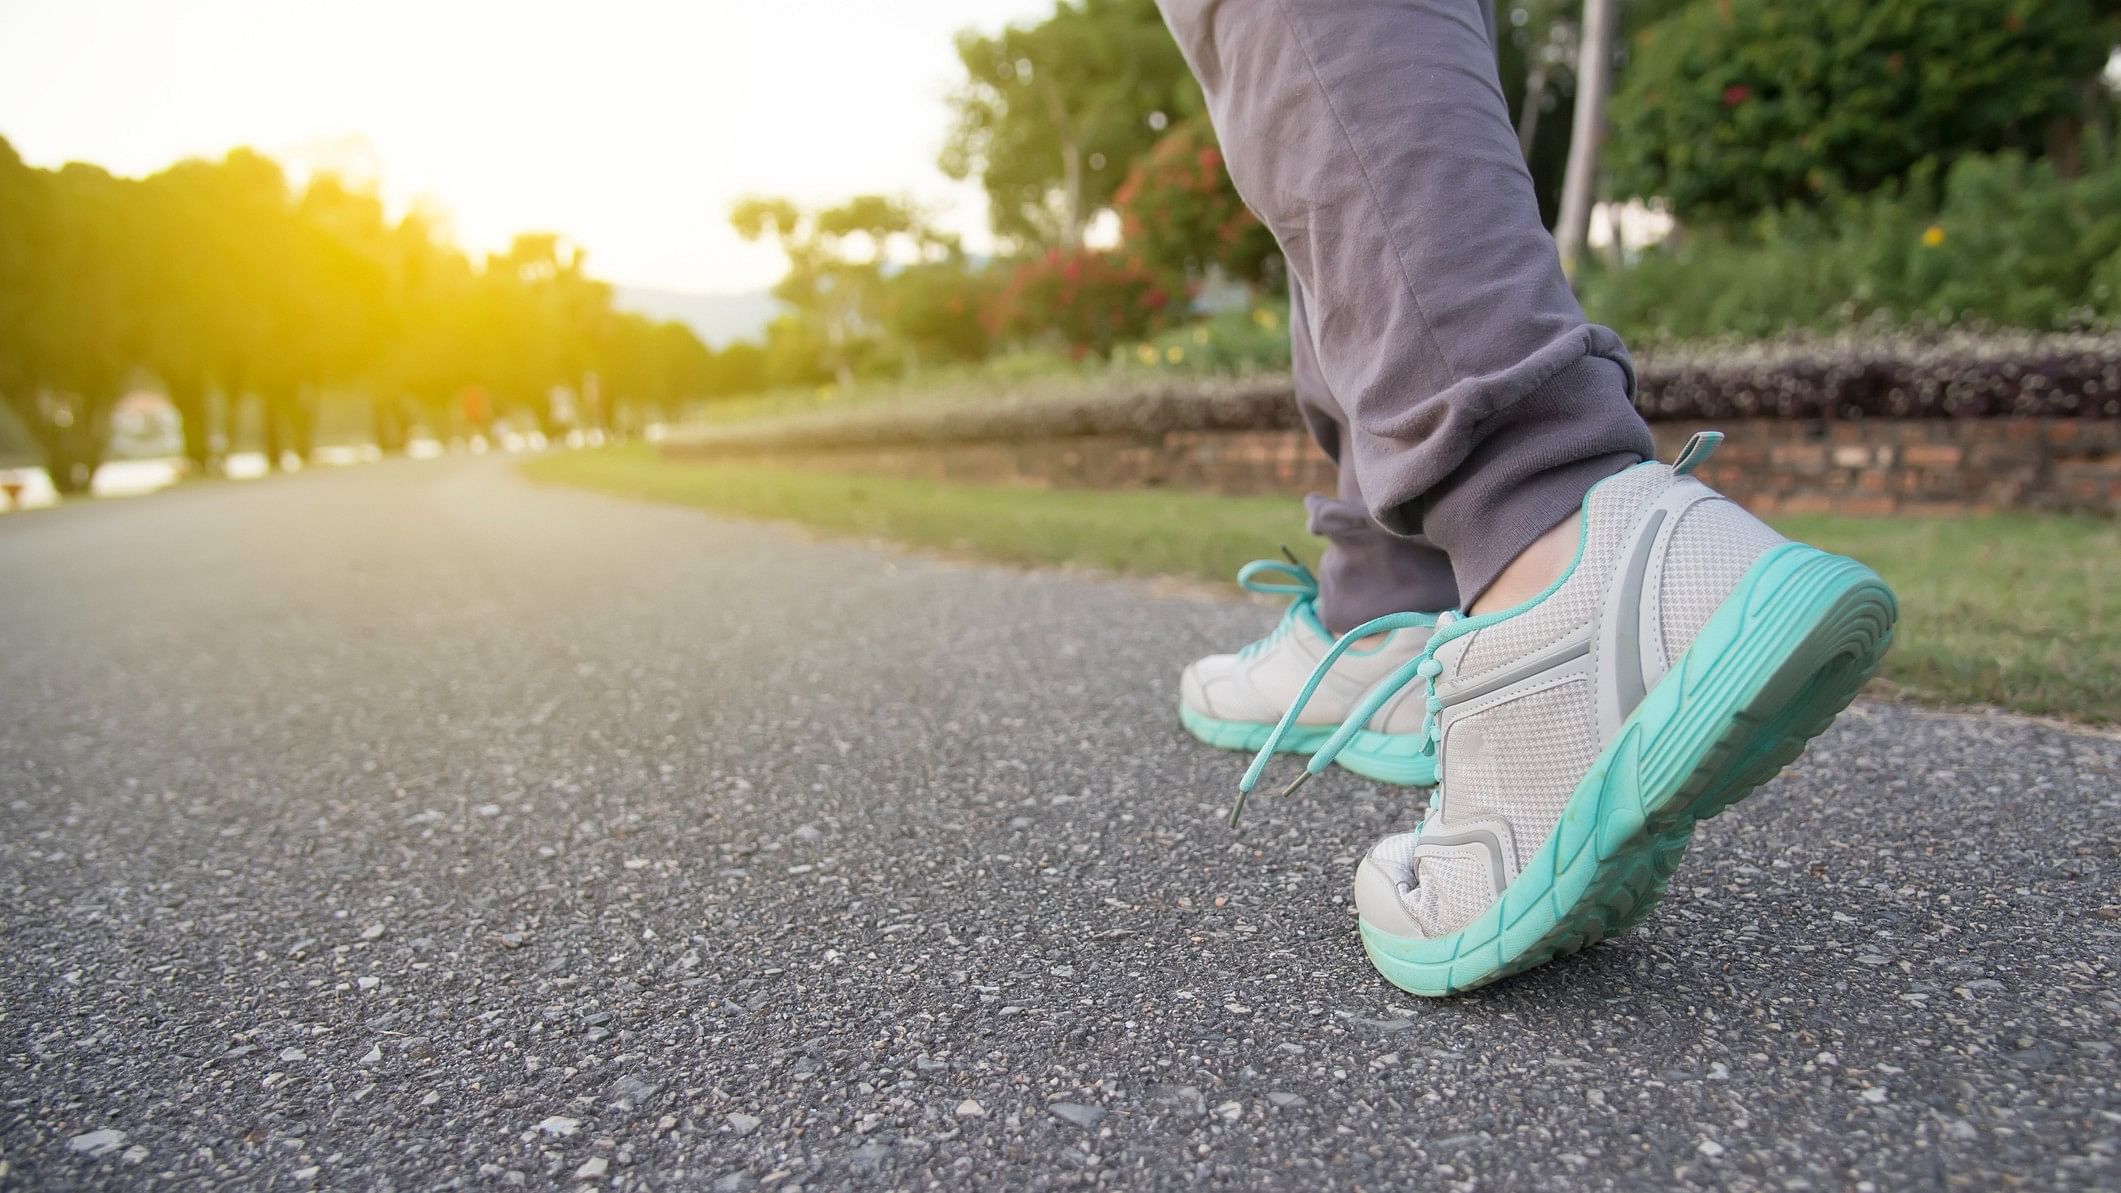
[1112,117,1280,288]
[1609,0,2115,218]
[1581,152,2121,341]
[990,248,1174,359]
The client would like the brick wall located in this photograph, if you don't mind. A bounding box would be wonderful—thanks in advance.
[667,417,2121,516]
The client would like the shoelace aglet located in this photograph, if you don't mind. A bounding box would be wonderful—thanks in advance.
[1227,766,1312,829]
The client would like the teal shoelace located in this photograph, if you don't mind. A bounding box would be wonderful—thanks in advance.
[1228,608,1460,828]
[1232,556,1322,662]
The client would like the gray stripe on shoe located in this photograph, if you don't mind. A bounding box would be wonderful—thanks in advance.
[1437,625,1593,710]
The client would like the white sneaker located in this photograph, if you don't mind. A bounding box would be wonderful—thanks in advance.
[1246,433,1897,994]
[1181,557,1439,799]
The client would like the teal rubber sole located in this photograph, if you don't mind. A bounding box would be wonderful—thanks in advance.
[1180,704,1438,787]
[1360,542,1897,996]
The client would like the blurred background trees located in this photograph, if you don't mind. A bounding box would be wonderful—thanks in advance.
[941,0,1200,249]
[4,0,2119,492]
[1608,0,2117,220]
[730,194,967,388]
[0,137,737,492]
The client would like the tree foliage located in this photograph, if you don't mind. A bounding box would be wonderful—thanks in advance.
[1112,116,1278,290]
[941,0,1201,248]
[1609,0,2120,218]
[730,194,978,386]
[0,137,736,492]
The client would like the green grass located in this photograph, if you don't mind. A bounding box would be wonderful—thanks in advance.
[525,445,2119,724]
[1766,511,2116,723]
[525,444,1314,581]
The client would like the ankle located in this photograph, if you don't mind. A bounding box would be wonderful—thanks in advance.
[1468,515,1578,616]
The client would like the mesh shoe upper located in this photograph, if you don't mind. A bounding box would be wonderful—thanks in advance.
[1183,597,1432,728]
[1362,450,1788,938]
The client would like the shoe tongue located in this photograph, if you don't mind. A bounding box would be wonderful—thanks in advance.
[1294,597,1339,645]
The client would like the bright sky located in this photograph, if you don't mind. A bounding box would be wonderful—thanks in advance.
[0,0,1053,294]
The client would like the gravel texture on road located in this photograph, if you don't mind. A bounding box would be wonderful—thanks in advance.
[2,457,2116,1191]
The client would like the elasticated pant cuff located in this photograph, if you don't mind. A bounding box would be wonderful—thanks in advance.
[1417,356,1650,602]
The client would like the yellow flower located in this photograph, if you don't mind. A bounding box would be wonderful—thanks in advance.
[1136,343,1159,366]
[1252,307,1280,330]
[1165,345,1185,364]
[1922,224,1945,248]
[1192,327,1210,345]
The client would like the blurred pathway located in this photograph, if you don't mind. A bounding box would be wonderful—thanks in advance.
[2,456,2114,1190]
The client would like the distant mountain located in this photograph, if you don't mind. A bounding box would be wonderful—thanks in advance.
[614,287,781,348]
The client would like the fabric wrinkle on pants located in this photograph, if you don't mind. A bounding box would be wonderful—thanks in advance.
[1291,280,1460,631]
[1157,0,1657,600]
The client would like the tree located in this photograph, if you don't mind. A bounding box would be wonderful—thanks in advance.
[370,211,478,451]
[598,313,714,430]
[137,156,250,471]
[1493,0,1698,230]
[731,194,951,388]
[1608,0,2120,219]
[1111,115,1278,290]
[0,136,706,493]
[1553,0,1617,276]
[4,162,152,493]
[0,139,49,465]
[877,259,997,370]
[705,340,767,398]
[469,234,612,433]
[942,0,1201,248]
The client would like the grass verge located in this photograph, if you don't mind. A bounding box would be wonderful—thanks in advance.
[525,445,2118,724]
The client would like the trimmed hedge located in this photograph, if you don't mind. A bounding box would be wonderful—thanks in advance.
[1636,331,2121,420]
[667,332,2121,454]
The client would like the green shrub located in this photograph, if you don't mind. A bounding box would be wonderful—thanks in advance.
[877,261,998,367]
[992,248,1175,359]
[1581,152,2121,341]
[1118,303,1291,375]
[1609,0,2116,219]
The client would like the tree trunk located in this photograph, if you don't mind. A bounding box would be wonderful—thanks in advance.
[1554,0,1616,279]
[2045,114,2082,181]
[1039,76,1085,248]
[168,376,215,475]
[262,387,288,471]
[30,391,111,496]
[288,386,318,463]
[372,393,409,454]
[1057,136,1084,248]
[222,390,247,465]
[1517,63,1549,159]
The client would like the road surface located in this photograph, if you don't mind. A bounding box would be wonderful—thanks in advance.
[3,456,2115,1190]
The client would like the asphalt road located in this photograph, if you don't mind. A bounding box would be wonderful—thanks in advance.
[3,456,2116,1191]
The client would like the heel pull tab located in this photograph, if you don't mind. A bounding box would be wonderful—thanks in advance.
[1671,431,1724,476]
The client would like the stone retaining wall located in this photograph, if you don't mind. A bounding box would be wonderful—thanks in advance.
[666,416,2121,516]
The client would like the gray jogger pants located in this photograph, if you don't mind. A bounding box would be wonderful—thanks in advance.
[1159,0,1655,616]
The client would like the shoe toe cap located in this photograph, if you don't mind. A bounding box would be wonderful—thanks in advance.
[1181,655,1280,722]
[1178,657,1222,716]
[1353,850,1428,940]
